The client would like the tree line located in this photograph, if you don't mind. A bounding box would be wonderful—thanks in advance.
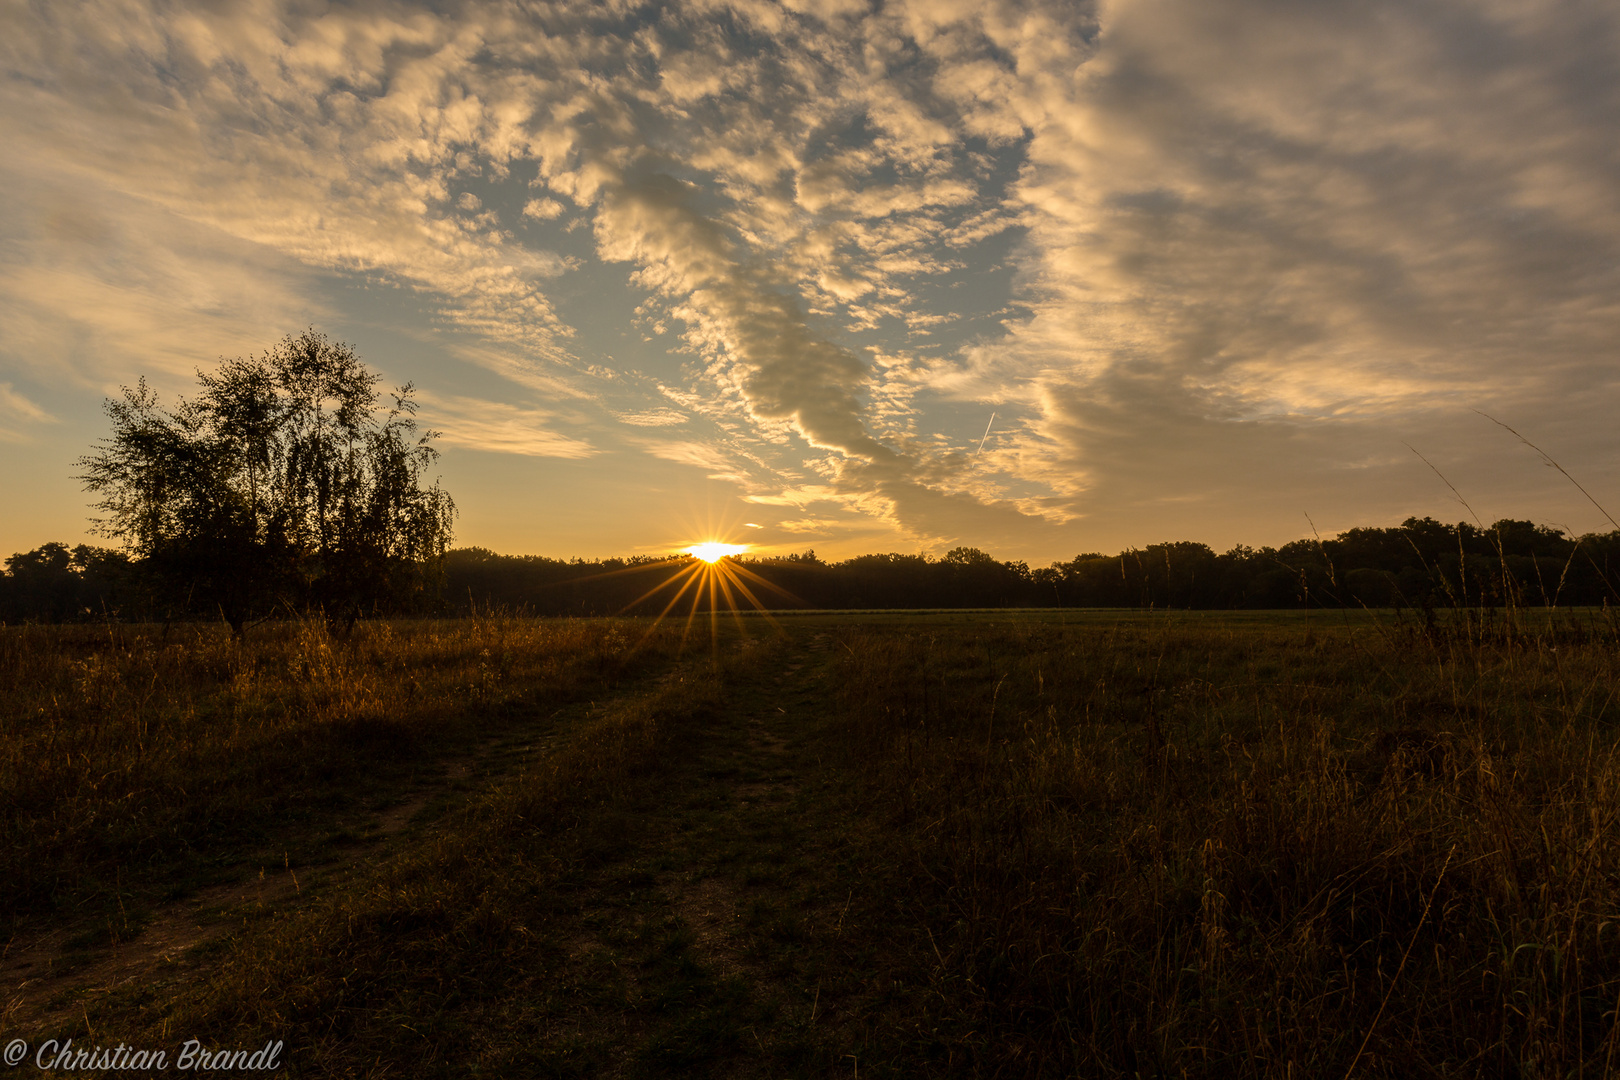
[441,520,1620,616]
[16,516,1612,624]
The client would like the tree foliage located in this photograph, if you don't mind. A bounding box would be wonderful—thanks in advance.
[75,331,455,630]
[0,543,137,623]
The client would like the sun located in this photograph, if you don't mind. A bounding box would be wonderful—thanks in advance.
[575,536,801,654]
[685,542,748,563]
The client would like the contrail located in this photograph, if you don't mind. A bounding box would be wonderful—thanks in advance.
[976,412,996,454]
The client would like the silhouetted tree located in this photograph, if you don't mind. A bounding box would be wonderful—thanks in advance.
[1,543,131,622]
[76,330,455,632]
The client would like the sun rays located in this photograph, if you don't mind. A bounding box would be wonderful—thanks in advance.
[619,545,798,652]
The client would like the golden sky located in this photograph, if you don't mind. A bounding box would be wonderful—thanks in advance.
[3,0,1618,562]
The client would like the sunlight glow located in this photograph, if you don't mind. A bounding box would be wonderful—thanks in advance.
[570,538,801,655]
[686,542,748,563]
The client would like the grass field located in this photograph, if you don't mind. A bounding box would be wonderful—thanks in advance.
[4,607,1620,1077]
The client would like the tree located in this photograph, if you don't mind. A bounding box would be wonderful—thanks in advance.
[77,330,455,632]
[0,543,139,623]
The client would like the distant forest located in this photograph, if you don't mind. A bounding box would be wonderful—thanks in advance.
[6,517,1620,624]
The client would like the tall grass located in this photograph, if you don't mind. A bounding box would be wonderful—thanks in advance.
[165,659,734,1073]
[105,641,759,1077]
[0,617,675,927]
[17,607,1620,1075]
[831,612,1620,1077]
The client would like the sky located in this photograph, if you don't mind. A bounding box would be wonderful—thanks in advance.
[3,0,1619,565]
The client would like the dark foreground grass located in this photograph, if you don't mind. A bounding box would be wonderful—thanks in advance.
[51,630,811,1078]
[827,609,1620,1076]
[8,609,1620,1077]
[0,616,682,931]
[151,653,741,1076]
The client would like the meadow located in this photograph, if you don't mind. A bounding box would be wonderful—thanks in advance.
[4,607,1620,1077]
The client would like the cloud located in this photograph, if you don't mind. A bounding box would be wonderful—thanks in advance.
[8,0,1620,556]
[613,408,689,427]
[5,0,1067,537]
[2,0,584,376]
[0,162,326,393]
[523,198,566,220]
[524,3,1096,541]
[636,439,736,472]
[776,516,848,534]
[421,394,597,459]
[0,383,55,444]
[936,0,1620,542]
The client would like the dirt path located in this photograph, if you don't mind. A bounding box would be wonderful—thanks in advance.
[7,628,909,1076]
[1,704,578,1029]
[513,629,898,1077]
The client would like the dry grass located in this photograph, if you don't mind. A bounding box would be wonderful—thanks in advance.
[150,657,734,1076]
[13,609,1620,1076]
[0,616,676,927]
[829,611,1620,1077]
